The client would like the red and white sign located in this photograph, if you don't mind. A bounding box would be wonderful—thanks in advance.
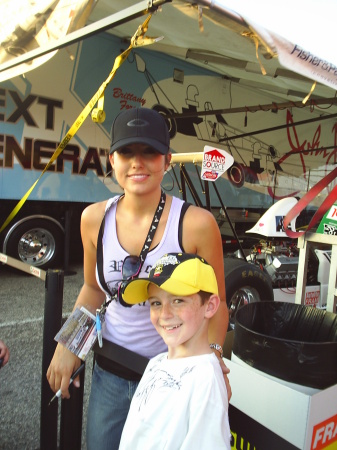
[30,266,41,279]
[327,205,337,221]
[311,414,337,450]
[201,146,234,182]
[0,253,7,263]
[305,290,320,306]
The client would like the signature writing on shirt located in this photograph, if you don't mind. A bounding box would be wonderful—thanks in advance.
[135,357,195,411]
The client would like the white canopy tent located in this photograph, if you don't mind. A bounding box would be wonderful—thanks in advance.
[1,0,336,97]
[1,0,337,204]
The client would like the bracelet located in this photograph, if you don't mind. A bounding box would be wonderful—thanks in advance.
[210,343,223,359]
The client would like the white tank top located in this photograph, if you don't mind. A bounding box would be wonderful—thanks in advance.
[96,196,186,359]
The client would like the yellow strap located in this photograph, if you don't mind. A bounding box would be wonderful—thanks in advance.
[0,14,157,234]
[302,81,317,105]
[241,30,268,76]
[92,94,106,123]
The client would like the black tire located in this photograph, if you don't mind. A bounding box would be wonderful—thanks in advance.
[152,104,177,139]
[224,257,274,330]
[227,162,245,188]
[5,218,64,269]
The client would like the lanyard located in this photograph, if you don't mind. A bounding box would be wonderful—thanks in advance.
[96,190,166,303]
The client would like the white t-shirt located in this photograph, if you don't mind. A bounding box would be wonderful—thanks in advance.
[119,352,231,450]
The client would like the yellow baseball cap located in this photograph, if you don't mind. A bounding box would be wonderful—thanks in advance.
[121,252,218,305]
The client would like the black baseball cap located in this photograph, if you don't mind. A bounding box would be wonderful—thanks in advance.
[110,108,170,155]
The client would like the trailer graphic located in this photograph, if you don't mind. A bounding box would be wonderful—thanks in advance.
[0,31,335,274]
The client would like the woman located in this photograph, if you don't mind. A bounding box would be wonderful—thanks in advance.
[47,107,229,450]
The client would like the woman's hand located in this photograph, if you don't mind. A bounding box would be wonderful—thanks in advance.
[219,357,232,401]
[46,344,82,399]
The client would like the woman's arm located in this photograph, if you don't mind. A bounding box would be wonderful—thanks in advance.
[46,202,106,398]
[182,205,228,338]
[182,205,231,398]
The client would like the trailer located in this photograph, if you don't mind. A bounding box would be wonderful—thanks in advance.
[1,2,336,322]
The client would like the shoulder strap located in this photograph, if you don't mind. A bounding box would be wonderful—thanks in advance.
[178,201,191,250]
[97,197,121,298]
[97,216,111,297]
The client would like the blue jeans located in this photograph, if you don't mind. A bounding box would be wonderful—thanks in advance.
[86,362,139,450]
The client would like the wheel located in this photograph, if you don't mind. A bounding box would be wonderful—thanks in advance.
[5,218,64,269]
[224,257,274,331]
[152,104,177,139]
[227,162,245,188]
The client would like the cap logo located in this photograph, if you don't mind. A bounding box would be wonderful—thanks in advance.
[153,265,163,277]
[154,254,180,270]
[127,118,149,127]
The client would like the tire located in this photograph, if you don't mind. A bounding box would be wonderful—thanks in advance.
[5,218,64,269]
[152,104,177,139]
[227,162,245,188]
[224,257,274,331]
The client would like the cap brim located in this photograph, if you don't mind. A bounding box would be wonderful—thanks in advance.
[122,279,151,305]
[122,277,200,305]
[110,137,169,155]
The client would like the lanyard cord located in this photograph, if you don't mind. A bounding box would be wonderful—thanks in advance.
[97,190,166,303]
[138,190,166,265]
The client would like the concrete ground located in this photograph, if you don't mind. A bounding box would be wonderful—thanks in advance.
[0,261,92,450]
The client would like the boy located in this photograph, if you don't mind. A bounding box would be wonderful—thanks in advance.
[119,252,231,449]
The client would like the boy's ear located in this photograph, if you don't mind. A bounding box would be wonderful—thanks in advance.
[205,294,220,318]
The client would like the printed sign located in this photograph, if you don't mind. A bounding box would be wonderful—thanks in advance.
[55,306,98,360]
[311,414,337,450]
[0,253,8,263]
[29,266,41,278]
[229,404,298,450]
[270,32,337,91]
[305,290,320,306]
[201,146,234,182]
[317,203,337,235]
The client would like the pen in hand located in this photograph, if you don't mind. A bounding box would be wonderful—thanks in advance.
[48,363,85,406]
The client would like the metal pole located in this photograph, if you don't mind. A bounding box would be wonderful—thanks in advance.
[63,209,71,274]
[212,182,247,261]
[60,368,85,450]
[63,209,77,276]
[40,269,64,450]
[180,164,203,207]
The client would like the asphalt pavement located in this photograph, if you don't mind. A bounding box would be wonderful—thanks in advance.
[0,261,92,450]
